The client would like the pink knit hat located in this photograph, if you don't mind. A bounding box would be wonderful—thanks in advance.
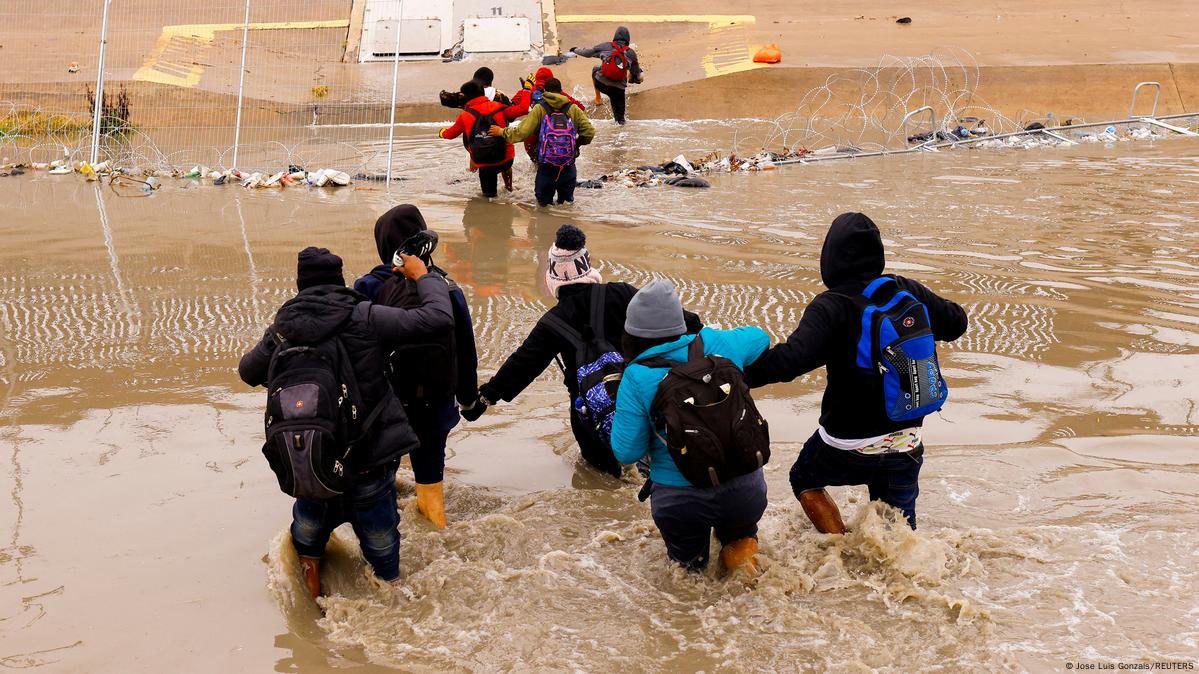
[545,224,603,298]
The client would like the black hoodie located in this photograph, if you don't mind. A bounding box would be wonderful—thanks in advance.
[239,278,454,469]
[745,213,968,439]
[353,205,480,406]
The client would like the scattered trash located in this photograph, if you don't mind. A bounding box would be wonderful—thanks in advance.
[49,166,73,175]
[576,179,603,189]
[67,62,79,73]
[896,17,912,24]
[753,44,782,64]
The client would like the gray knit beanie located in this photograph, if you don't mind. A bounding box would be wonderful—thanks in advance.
[625,279,687,338]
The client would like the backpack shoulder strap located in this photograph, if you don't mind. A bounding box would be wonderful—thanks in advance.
[862,276,895,301]
[589,284,606,336]
[464,107,482,120]
[541,312,585,350]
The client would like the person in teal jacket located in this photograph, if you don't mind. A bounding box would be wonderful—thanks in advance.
[610,280,771,573]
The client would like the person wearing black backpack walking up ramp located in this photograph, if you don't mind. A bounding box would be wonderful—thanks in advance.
[745,213,968,533]
[238,246,453,598]
[353,205,480,529]
[438,80,515,199]
[459,224,701,477]
[610,280,772,575]
[488,78,595,207]
[570,26,643,125]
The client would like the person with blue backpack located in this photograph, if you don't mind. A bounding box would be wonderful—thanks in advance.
[459,224,700,477]
[611,280,772,574]
[489,78,595,207]
[745,213,969,532]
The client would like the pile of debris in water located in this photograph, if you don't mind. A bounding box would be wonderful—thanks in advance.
[0,153,357,190]
[585,148,812,189]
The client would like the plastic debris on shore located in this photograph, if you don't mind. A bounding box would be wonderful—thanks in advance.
[1,157,354,191]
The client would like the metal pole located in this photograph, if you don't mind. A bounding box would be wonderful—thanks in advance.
[231,0,252,169]
[89,0,113,165]
[385,0,404,184]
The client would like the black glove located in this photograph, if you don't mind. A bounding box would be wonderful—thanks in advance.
[460,397,488,422]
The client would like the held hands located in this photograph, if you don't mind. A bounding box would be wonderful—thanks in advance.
[459,396,488,422]
[393,253,428,280]
[487,125,505,137]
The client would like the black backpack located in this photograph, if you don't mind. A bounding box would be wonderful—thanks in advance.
[262,329,384,500]
[641,334,770,487]
[464,106,508,165]
[376,271,458,404]
[541,284,624,452]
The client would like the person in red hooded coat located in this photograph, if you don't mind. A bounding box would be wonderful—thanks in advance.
[438,80,516,198]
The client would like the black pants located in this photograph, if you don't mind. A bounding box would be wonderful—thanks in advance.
[534,163,577,206]
[592,68,627,124]
[477,159,513,198]
[403,399,460,484]
[649,469,768,570]
[569,404,622,477]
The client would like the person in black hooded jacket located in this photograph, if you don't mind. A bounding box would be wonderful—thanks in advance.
[745,213,968,532]
[353,204,479,529]
[460,224,700,477]
[239,246,452,597]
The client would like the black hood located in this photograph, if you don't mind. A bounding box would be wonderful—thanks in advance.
[613,26,630,46]
[374,205,428,265]
[819,212,885,289]
[274,286,362,344]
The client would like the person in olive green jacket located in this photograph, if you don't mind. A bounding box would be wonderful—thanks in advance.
[489,78,596,206]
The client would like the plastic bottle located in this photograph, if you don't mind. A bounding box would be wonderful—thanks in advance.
[144,177,159,192]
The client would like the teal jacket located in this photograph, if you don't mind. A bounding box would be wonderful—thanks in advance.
[610,326,771,487]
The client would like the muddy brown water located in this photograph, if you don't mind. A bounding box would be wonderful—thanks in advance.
[2,121,1198,672]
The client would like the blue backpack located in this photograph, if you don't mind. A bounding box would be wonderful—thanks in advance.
[541,284,624,449]
[853,276,948,421]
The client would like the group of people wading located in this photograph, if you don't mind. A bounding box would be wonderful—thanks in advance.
[437,27,642,203]
[239,206,967,597]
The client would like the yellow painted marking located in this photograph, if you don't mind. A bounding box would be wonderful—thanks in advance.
[134,20,350,89]
[556,14,755,28]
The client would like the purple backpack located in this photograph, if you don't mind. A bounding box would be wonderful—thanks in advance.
[537,101,578,167]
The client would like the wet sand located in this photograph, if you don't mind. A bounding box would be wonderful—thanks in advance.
[1,126,1198,671]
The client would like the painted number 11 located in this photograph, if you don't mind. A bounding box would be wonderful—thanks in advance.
[491,6,503,15]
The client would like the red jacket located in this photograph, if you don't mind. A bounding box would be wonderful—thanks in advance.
[439,96,515,167]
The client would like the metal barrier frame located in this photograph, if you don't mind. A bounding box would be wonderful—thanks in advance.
[1129,81,1161,119]
[900,105,938,149]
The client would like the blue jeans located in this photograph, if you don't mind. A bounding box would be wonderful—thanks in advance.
[534,162,577,206]
[404,399,460,484]
[290,466,400,581]
[649,469,768,570]
[791,432,924,529]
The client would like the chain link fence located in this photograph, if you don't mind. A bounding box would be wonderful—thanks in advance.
[1,0,411,176]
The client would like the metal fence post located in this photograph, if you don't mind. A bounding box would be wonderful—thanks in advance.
[231,0,253,169]
[89,0,113,165]
[385,0,404,184]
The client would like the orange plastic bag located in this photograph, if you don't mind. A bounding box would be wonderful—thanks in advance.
[753,44,781,64]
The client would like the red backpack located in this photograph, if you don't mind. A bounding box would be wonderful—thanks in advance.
[600,42,630,82]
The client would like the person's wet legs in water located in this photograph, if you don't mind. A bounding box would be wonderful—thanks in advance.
[571,26,643,124]
[745,213,969,532]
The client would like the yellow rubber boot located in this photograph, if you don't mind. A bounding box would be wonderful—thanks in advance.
[720,537,760,576]
[298,556,322,599]
[415,481,448,529]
